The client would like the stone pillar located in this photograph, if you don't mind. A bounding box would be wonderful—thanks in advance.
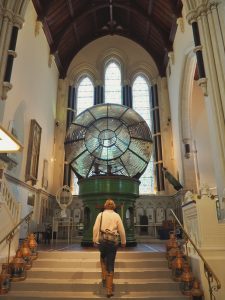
[52,79,69,193]
[0,5,24,100]
[184,0,225,200]
[122,81,132,107]
[64,85,76,186]
[4,26,19,82]
[150,83,165,192]
[94,81,104,104]
[156,77,180,194]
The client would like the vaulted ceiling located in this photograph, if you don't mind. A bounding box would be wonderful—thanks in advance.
[32,0,183,78]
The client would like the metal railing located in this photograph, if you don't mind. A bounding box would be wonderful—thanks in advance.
[170,209,221,300]
[0,211,33,266]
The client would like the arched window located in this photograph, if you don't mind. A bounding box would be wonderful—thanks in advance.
[132,75,154,194]
[76,76,94,115]
[104,61,122,104]
[73,76,94,195]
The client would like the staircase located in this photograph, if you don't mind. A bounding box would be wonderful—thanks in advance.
[2,249,189,299]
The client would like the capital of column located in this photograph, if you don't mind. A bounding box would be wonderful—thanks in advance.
[8,50,17,58]
[168,51,174,65]
[48,54,55,68]
[35,20,42,37]
[123,79,131,86]
[197,3,209,16]
[13,15,24,29]
[177,17,184,33]
[65,76,75,87]
[2,82,12,100]
[151,77,158,86]
[2,9,13,21]
[183,138,191,145]
[186,9,198,25]
[193,45,203,53]
[198,77,208,96]
[94,80,103,86]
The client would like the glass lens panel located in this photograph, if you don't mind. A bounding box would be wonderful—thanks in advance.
[65,103,153,181]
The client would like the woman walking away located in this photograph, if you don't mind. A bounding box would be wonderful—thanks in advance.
[93,199,126,298]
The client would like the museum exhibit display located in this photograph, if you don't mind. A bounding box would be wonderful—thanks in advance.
[65,103,153,246]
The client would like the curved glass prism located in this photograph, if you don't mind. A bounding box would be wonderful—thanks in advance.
[65,103,153,179]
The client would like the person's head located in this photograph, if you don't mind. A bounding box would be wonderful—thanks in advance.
[104,198,116,210]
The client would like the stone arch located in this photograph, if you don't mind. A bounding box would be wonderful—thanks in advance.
[130,71,152,87]
[67,63,98,87]
[179,47,197,190]
[97,47,127,82]
[129,63,158,85]
[180,48,196,147]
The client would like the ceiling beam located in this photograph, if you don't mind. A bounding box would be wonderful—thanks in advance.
[116,2,168,46]
[66,0,74,17]
[50,1,168,55]
[169,0,183,18]
[66,0,80,47]
[147,0,154,15]
[145,0,155,43]
[50,4,107,54]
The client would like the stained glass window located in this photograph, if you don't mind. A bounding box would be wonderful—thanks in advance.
[132,75,154,194]
[104,61,121,104]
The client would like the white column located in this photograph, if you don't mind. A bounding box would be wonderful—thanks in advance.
[52,79,69,193]
[184,0,225,200]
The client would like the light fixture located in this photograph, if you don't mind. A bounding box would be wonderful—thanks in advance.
[0,125,23,153]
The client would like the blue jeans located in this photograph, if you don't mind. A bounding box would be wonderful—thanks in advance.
[99,241,118,273]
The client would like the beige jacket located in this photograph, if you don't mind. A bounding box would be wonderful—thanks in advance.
[93,209,126,245]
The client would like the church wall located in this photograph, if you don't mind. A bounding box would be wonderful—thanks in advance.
[68,35,158,82]
[1,2,59,217]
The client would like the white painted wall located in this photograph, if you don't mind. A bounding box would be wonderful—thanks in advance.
[2,1,59,198]
[68,35,158,81]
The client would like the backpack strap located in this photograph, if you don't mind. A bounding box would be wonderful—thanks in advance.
[99,212,103,234]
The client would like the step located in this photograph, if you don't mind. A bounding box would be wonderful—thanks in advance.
[32,258,168,268]
[2,249,188,300]
[28,267,171,279]
[0,290,189,299]
[37,251,166,259]
[11,278,180,292]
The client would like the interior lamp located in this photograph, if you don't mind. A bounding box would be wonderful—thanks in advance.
[0,125,23,153]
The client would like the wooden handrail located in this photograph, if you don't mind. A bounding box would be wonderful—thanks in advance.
[170,209,221,294]
[0,211,33,245]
